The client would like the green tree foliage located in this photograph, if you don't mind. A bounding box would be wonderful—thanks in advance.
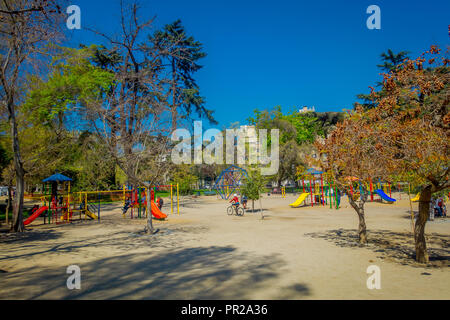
[24,45,114,126]
[247,107,305,184]
[169,165,198,195]
[150,19,216,128]
[0,0,64,232]
[282,110,323,144]
[0,134,11,176]
[240,168,267,212]
[71,131,117,191]
[247,106,344,185]
[356,49,410,110]
[377,49,410,72]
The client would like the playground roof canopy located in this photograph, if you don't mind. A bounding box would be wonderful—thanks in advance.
[43,173,72,183]
[306,168,323,175]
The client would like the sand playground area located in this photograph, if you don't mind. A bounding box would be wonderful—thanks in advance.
[0,193,449,300]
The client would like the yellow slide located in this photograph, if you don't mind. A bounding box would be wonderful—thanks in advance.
[85,209,98,220]
[289,193,310,208]
[411,193,420,202]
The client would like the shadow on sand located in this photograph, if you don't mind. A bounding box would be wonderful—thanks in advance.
[1,245,310,299]
[0,223,310,299]
[306,228,450,268]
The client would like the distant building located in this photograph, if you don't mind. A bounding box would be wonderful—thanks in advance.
[298,106,316,113]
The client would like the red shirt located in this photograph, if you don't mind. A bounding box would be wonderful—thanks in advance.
[230,196,239,203]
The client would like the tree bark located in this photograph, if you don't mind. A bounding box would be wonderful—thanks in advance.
[347,192,368,244]
[357,211,367,244]
[171,58,178,131]
[414,185,431,263]
[259,192,263,220]
[9,102,25,232]
[145,188,155,235]
[5,184,12,227]
[146,214,155,234]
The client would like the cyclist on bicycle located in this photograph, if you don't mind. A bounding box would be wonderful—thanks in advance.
[230,193,240,211]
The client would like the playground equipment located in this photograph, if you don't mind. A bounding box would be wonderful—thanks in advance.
[342,176,401,204]
[24,175,179,226]
[122,186,148,219]
[23,206,49,226]
[213,165,248,200]
[289,193,309,208]
[411,193,420,202]
[375,189,396,203]
[290,167,414,211]
[150,200,167,219]
[295,169,340,209]
[148,187,170,219]
[270,186,286,198]
[152,184,179,216]
[122,184,178,220]
[38,173,74,225]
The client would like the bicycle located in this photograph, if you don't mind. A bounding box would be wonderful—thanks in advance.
[227,204,244,216]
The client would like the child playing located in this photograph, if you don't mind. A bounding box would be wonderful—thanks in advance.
[123,195,132,214]
[241,194,248,209]
[157,196,164,210]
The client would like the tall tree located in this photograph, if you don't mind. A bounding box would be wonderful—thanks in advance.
[150,19,216,130]
[0,0,64,231]
[241,168,267,217]
[26,2,215,233]
[316,110,383,244]
[365,45,449,263]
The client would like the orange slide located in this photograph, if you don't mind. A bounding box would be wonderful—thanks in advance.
[24,206,49,226]
[150,201,167,220]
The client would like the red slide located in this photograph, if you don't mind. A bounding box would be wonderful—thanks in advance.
[24,206,49,226]
[150,201,167,220]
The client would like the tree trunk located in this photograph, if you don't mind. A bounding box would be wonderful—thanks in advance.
[6,181,13,226]
[146,214,155,234]
[171,59,178,131]
[5,184,12,227]
[9,104,25,232]
[414,185,431,263]
[348,192,368,244]
[12,170,25,232]
[145,194,155,234]
[252,200,255,212]
[357,211,367,244]
[259,192,263,220]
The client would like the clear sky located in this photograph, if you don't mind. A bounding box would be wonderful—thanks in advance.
[66,0,450,128]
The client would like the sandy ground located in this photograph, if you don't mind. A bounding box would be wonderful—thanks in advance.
[0,193,448,300]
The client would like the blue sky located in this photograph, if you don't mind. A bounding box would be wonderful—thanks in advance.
[66,0,449,128]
